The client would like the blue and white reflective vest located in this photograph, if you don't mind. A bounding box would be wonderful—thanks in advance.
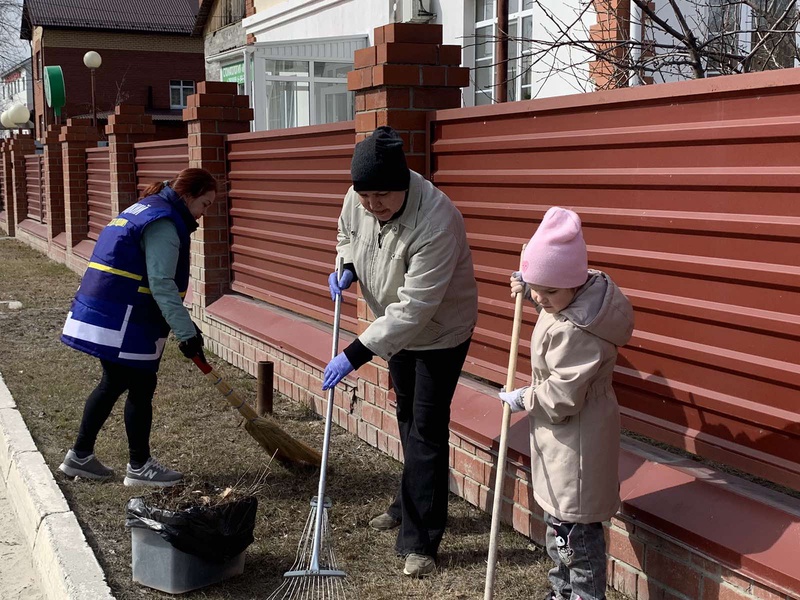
[61,187,196,371]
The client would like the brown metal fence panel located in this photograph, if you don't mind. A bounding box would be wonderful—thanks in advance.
[86,147,111,241]
[429,71,800,490]
[134,139,189,198]
[227,122,357,332]
[24,154,45,224]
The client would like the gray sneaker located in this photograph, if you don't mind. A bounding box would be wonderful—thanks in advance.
[58,450,114,480]
[369,512,401,531]
[123,457,183,487]
[403,553,436,577]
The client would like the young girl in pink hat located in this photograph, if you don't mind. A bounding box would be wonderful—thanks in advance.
[502,206,634,600]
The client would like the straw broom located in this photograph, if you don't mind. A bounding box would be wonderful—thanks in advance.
[191,355,322,467]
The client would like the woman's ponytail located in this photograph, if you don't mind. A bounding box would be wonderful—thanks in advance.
[140,169,216,201]
[141,180,170,198]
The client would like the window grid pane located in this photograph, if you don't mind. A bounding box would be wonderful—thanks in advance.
[314,62,350,78]
[265,60,310,77]
[476,0,494,22]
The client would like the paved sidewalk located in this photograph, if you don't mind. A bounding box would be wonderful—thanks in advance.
[0,371,115,600]
[0,475,44,600]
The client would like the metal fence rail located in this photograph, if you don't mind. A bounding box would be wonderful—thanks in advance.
[227,122,358,332]
[24,154,45,224]
[86,147,111,241]
[428,73,800,490]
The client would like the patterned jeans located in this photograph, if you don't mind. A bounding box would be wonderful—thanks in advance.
[544,513,607,600]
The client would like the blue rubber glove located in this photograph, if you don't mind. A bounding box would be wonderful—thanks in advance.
[328,269,354,301]
[498,387,529,413]
[322,352,354,390]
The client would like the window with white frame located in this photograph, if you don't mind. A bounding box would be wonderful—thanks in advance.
[474,0,534,105]
[263,59,352,130]
[170,80,196,109]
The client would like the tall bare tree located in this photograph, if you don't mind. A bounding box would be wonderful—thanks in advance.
[0,0,29,73]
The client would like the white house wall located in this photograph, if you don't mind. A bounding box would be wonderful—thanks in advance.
[245,0,393,43]
[243,0,597,108]
[528,0,596,97]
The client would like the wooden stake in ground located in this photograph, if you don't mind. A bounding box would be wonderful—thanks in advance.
[484,247,527,600]
[191,356,322,467]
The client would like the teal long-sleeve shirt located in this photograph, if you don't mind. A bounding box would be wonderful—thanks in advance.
[140,218,196,342]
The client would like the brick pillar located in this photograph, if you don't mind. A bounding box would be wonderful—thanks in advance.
[8,133,36,229]
[0,140,13,235]
[245,0,256,44]
[183,81,253,310]
[347,22,468,174]
[106,105,155,215]
[589,0,634,89]
[60,119,99,266]
[346,23,468,388]
[42,123,65,257]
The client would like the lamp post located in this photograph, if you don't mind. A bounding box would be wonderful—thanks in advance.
[83,51,102,130]
[8,104,31,135]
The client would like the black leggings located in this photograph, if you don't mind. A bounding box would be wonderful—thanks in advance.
[73,359,157,465]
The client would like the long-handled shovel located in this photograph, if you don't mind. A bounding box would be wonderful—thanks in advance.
[191,355,322,468]
[484,247,527,600]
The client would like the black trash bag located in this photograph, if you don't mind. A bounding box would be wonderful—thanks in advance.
[125,495,258,563]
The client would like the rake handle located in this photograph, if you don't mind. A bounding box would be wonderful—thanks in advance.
[310,256,345,572]
[484,246,526,600]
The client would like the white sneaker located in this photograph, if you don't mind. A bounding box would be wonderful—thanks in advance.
[123,457,183,487]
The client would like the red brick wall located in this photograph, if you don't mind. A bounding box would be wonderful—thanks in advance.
[35,33,204,138]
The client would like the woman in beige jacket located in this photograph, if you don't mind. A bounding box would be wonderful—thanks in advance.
[503,207,634,600]
[322,126,478,578]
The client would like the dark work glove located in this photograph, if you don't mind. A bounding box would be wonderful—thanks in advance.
[179,333,205,361]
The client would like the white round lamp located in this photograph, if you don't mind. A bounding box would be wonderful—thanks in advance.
[8,104,30,125]
[0,110,14,128]
[83,51,102,69]
[84,51,102,129]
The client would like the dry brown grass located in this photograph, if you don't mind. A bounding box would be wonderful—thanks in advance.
[0,238,627,600]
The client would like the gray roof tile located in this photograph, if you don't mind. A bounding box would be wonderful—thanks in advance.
[21,0,199,38]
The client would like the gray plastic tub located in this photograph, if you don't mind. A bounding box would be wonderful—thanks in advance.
[131,527,246,594]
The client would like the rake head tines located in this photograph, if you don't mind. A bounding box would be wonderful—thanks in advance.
[266,496,356,600]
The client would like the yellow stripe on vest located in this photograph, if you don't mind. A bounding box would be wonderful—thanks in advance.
[137,287,187,298]
[87,262,143,281]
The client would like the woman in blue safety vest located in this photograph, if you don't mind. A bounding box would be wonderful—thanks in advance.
[58,168,216,487]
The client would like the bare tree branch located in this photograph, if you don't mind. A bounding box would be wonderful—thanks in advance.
[0,0,29,73]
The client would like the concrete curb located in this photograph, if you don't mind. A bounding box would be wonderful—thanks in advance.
[0,371,115,600]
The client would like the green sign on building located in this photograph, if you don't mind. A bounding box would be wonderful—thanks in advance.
[221,62,245,85]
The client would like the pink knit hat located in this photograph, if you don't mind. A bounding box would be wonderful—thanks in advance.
[520,207,588,288]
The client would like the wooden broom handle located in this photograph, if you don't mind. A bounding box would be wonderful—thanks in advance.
[192,354,212,374]
[484,245,526,600]
[191,355,258,421]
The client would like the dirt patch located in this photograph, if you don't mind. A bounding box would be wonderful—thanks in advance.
[0,239,627,600]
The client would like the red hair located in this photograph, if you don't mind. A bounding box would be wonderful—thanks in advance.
[141,168,218,200]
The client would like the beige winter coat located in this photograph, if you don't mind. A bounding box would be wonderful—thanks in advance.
[336,170,478,359]
[522,270,634,523]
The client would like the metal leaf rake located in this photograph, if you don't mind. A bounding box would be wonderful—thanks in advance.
[266,258,356,600]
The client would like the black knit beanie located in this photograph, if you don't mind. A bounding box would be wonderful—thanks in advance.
[351,126,410,192]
